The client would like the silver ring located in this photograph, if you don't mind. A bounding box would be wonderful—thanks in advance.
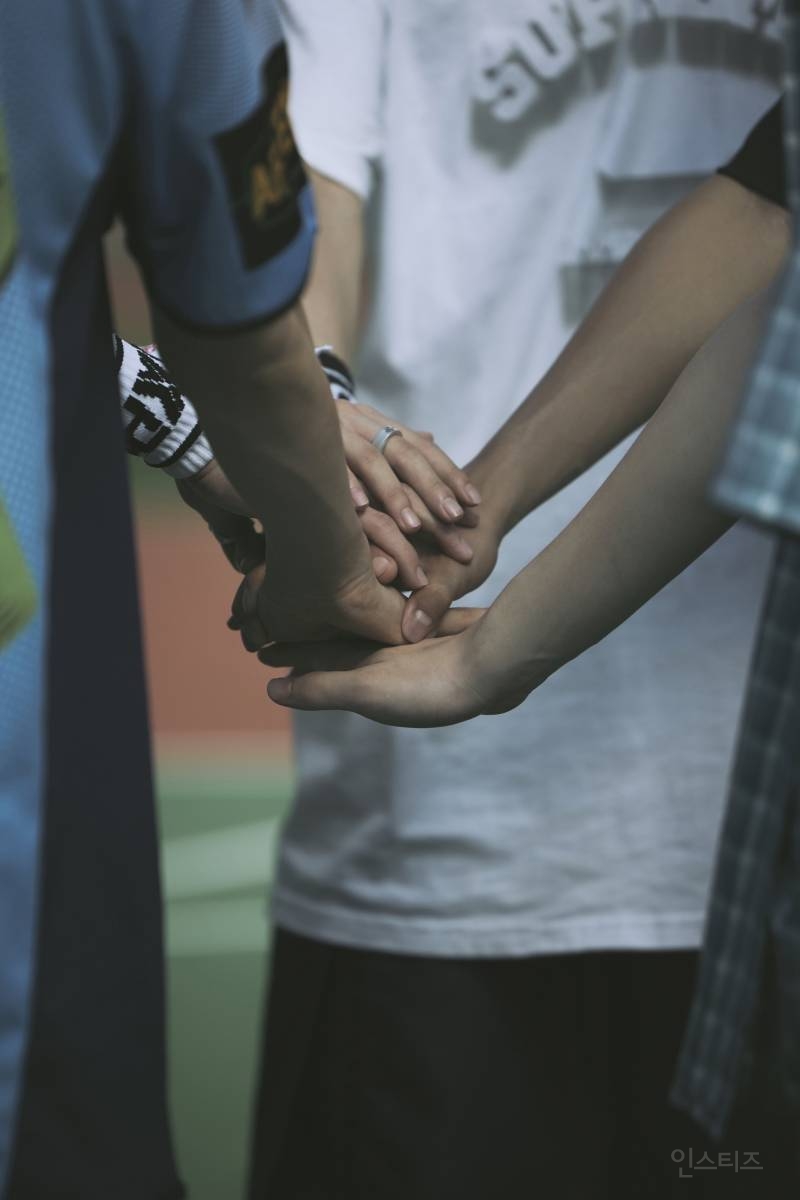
[371,425,403,456]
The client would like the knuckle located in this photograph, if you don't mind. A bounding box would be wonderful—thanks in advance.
[371,510,395,534]
[361,445,383,473]
[385,485,409,512]
[347,438,371,467]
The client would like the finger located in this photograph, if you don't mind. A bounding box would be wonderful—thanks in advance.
[229,574,249,629]
[401,434,482,509]
[401,576,459,643]
[342,432,424,534]
[259,608,483,670]
[259,638,380,671]
[436,607,485,636]
[268,669,370,715]
[229,566,270,650]
[339,578,407,646]
[360,507,428,591]
[411,500,475,565]
[382,435,467,524]
[355,408,482,511]
[348,468,370,512]
[456,506,480,529]
[371,548,398,584]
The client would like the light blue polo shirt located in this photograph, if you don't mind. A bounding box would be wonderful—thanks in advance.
[0,1,313,1192]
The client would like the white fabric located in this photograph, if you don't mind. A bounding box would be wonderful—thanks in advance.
[274,0,781,957]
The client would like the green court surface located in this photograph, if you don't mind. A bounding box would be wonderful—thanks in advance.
[158,755,293,1200]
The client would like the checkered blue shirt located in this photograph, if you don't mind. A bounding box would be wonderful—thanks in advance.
[671,7,800,1141]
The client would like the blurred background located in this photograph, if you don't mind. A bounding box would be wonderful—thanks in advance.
[107,227,287,1199]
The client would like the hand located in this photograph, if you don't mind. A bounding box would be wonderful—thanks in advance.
[230,557,443,649]
[337,399,481,542]
[257,611,537,728]
[177,408,477,577]
[176,461,263,574]
[180,458,433,592]
[399,506,503,643]
[179,458,432,591]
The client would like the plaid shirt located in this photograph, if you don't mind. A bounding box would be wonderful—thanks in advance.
[671,8,800,1140]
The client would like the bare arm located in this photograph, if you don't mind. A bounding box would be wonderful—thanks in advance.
[404,176,790,637]
[474,286,774,708]
[153,300,407,643]
[302,168,365,361]
[262,285,775,725]
[476,176,789,537]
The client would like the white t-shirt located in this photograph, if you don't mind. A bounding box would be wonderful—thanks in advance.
[273,0,781,956]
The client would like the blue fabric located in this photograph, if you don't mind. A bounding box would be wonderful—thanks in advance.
[0,261,49,1196]
[0,1,312,1191]
[0,0,313,333]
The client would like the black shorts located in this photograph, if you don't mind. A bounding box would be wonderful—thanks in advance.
[248,930,797,1200]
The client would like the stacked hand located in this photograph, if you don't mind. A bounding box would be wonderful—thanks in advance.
[250,477,544,726]
[176,379,542,723]
[179,397,479,589]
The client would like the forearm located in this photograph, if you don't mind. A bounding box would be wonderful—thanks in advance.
[476,285,774,698]
[473,177,790,537]
[152,301,367,591]
[301,168,365,361]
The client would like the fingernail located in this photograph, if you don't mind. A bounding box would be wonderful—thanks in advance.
[408,609,432,641]
[455,538,474,561]
[268,678,292,704]
[400,507,421,532]
[442,498,464,521]
[415,566,429,588]
[465,484,482,505]
[373,556,392,578]
[352,486,370,509]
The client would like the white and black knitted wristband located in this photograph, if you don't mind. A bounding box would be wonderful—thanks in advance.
[116,335,214,480]
[117,338,355,479]
[315,344,357,404]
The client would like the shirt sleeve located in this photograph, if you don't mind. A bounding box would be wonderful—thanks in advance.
[278,0,388,200]
[120,0,315,331]
[717,99,787,210]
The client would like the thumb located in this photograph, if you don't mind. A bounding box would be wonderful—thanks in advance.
[435,606,485,637]
[402,575,457,643]
[268,669,360,713]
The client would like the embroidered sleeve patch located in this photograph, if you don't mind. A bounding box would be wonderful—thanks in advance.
[214,43,307,270]
[0,112,19,286]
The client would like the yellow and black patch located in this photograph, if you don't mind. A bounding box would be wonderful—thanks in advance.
[215,44,307,270]
[0,110,19,285]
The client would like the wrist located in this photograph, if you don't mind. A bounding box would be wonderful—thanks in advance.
[465,454,518,542]
[468,590,563,714]
[117,337,214,479]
